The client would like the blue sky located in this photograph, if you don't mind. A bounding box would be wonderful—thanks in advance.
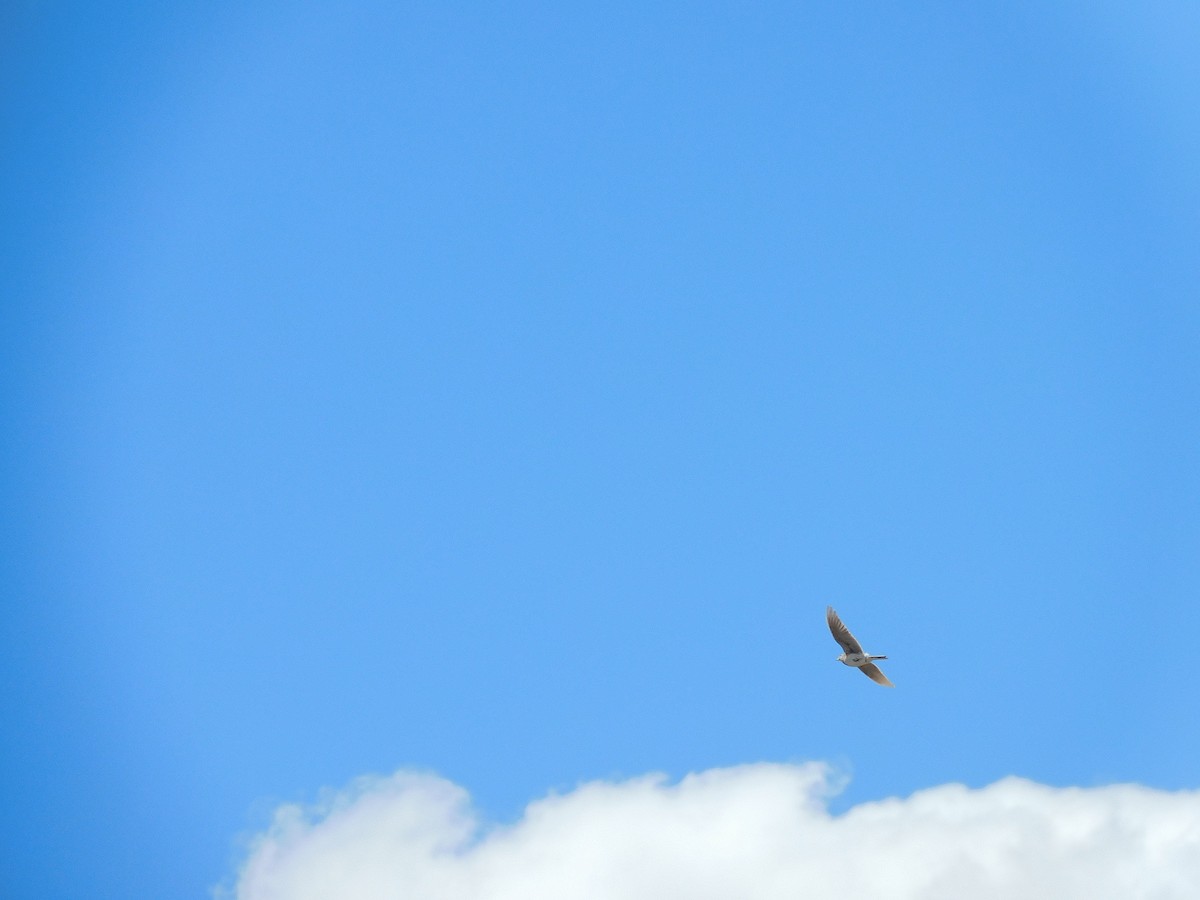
[3,3,1199,897]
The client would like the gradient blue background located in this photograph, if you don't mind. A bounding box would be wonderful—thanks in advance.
[3,3,1198,897]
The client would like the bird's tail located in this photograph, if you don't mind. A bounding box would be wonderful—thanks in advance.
[868,655,887,660]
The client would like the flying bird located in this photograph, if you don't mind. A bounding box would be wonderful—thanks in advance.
[826,606,894,687]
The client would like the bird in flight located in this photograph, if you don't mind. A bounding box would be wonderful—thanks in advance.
[826,606,894,687]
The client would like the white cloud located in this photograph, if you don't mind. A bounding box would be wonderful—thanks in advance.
[224,763,1200,900]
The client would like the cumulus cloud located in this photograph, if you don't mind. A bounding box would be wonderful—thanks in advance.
[224,762,1200,900]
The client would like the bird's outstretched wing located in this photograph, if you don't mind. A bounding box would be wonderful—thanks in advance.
[860,662,894,687]
[826,606,863,654]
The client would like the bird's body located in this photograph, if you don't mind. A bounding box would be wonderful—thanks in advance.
[826,606,894,687]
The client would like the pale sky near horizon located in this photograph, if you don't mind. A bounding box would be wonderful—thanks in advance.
[3,3,1199,897]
